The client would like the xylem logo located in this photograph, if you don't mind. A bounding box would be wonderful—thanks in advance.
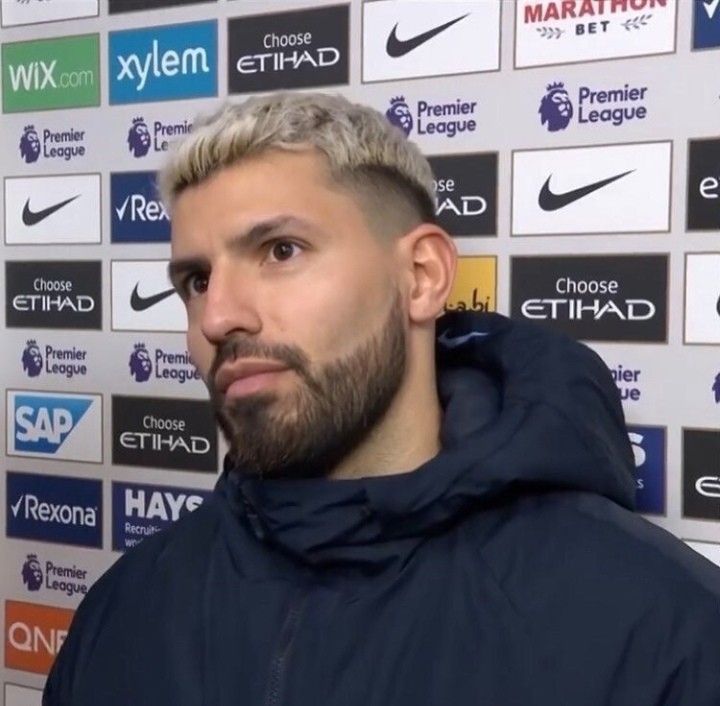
[109,20,218,104]
[6,471,102,548]
[111,172,169,243]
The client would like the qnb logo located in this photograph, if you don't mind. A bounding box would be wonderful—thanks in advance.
[14,396,92,454]
[130,343,153,382]
[127,116,151,157]
[19,125,40,164]
[7,621,67,657]
[22,555,43,593]
[22,340,43,378]
[386,96,413,136]
[10,494,98,527]
[18,124,87,164]
[539,81,573,132]
[7,58,93,94]
[696,476,720,498]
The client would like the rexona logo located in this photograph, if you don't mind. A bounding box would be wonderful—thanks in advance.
[4,174,100,246]
[445,257,497,313]
[21,553,90,599]
[17,123,88,164]
[510,254,668,342]
[6,471,102,548]
[385,95,479,140]
[229,5,349,94]
[112,395,217,472]
[129,342,201,385]
[511,141,671,236]
[5,600,74,675]
[694,0,720,49]
[515,0,677,68]
[7,391,103,463]
[2,33,99,113]
[683,428,720,520]
[111,172,169,243]
[112,480,212,551]
[428,153,497,236]
[126,115,192,158]
[538,80,649,132]
[1,0,98,28]
[628,425,665,514]
[684,253,720,344]
[687,138,720,231]
[109,20,217,104]
[6,260,102,330]
[362,0,500,83]
[21,339,89,380]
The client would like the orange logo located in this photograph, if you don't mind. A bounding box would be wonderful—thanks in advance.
[5,600,74,675]
[446,256,497,313]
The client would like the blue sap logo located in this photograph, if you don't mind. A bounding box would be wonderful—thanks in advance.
[111,171,170,243]
[13,394,92,455]
[109,20,217,104]
[628,425,665,515]
[7,471,102,548]
[694,0,720,49]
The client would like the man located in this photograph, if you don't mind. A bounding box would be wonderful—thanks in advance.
[45,93,720,705]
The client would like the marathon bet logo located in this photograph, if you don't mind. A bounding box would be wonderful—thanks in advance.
[684,253,720,344]
[21,339,89,380]
[112,481,212,551]
[126,115,192,157]
[18,124,88,164]
[1,33,99,112]
[361,1,501,83]
[445,257,497,313]
[6,471,102,548]
[693,0,720,49]
[510,254,668,342]
[385,95,478,140]
[428,153,497,236]
[111,172,169,243]
[515,0,677,68]
[21,553,90,599]
[628,425,665,514]
[129,342,200,385]
[112,395,217,472]
[683,428,720,520]
[686,138,720,231]
[109,20,218,104]
[228,4,349,94]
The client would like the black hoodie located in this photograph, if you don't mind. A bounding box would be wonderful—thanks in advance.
[44,312,720,706]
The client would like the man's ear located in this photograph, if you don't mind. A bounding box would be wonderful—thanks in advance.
[395,223,457,325]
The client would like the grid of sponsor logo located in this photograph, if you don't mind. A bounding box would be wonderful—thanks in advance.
[1,0,719,693]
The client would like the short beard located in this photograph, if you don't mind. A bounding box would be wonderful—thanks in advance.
[209,294,406,479]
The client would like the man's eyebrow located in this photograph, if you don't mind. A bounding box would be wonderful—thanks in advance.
[167,256,208,290]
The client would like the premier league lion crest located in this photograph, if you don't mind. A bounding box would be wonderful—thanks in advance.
[19,125,41,164]
[22,554,43,592]
[128,117,151,158]
[386,97,413,137]
[22,340,43,378]
[129,343,153,382]
[539,82,574,132]
[713,373,720,404]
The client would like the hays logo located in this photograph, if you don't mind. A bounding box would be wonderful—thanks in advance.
[694,0,720,49]
[21,340,89,380]
[628,425,665,514]
[18,124,87,164]
[445,257,497,313]
[385,95,478,139]
[109,20,217,104]
[21,554,90,599]
[6,471,102,548]
[686,138,720,231]
[362,1,501,83]
[112,481,212,551]
[515,0,677,68]
[126,115,192,158]
[684,253,720,344]
[129,343,201,385]
[7,391,102,462]
[683,428,720,520]
[111,172,169,243]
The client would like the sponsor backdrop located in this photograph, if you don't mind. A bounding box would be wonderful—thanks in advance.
[0,0,719,698]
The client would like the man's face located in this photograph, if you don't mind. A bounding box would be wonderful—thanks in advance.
[170,149,408,478]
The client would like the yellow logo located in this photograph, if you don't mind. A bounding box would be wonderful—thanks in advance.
[445,256,496,313]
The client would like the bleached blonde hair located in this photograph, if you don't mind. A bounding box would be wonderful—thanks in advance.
[158,92,437,235]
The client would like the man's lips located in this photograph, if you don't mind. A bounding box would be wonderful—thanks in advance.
[215,359,291,396]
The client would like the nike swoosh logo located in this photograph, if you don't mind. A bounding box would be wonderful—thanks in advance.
[538,170,634,211]
[438,330,488,348]
[716,294,720,317]
[130,284,176,312]
[704,0,720,20]
[22,195,80,226]
[386,13,469,58]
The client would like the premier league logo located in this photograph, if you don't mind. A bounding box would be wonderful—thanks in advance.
[539,82,574,133]
[129,343,152,382]
[713,373,720,404]
[19,125,41,164]
[127,117,151,158]
[386,96,413,136]
[21,340,43,378]
[22,554,43,592]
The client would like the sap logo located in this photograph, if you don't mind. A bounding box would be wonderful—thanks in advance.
[10,494,98,527]
[125,487,205,521]
[22,340,43,378]
[14,395,92,454]
[539,81,573,132]
[127,117,151,157]
[114,193,168,223]
[22,554,43,592]
[696,476,720,498]
[129,343,152,382]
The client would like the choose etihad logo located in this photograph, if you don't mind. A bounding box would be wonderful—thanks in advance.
[385,96,478,139]
[515,0,677,68]
[21,553,90,599]
[687,138,720,231]
[129,342,201,385]
[510,254,668,342]
[21,339,89,380]
[18,124,87,164]
[683,428,720,520]
[127,115,192,158]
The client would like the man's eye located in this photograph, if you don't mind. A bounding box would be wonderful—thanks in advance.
[185,273,208,297]
[267,240,302,262]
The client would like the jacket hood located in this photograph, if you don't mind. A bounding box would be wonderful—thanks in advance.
[216,311,636,570]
